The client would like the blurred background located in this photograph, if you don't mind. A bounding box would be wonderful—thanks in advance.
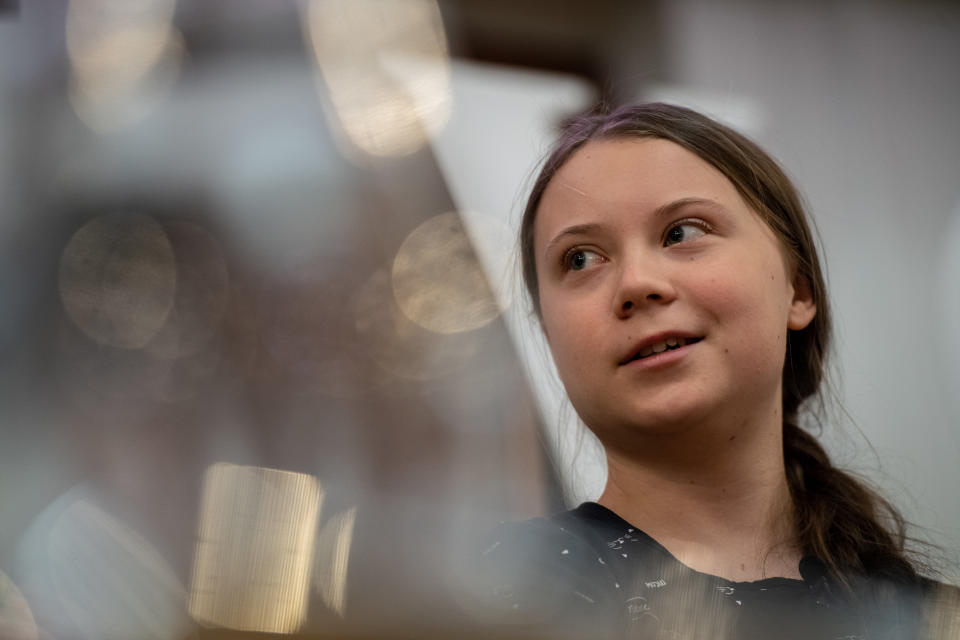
[0,0,958,637]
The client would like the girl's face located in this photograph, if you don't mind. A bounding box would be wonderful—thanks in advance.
[533,138,816,449]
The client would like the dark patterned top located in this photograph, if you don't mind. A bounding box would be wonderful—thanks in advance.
[462,502,936,639]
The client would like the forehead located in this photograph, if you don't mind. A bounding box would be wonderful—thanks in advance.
[535,138,746,244]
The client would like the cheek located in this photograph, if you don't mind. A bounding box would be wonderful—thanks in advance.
[539,292,600,380]
[541,302,583,364]
[702,259,792,353]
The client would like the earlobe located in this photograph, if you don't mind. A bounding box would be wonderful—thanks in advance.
[787,275,816,330]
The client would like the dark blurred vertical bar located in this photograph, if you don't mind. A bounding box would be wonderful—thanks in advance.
[0,0,18,17]
[438,0,666,103]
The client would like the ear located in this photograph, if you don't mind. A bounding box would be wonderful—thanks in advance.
[787,273,816,331]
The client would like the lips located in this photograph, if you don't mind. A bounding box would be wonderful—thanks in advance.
[620,334,704,365]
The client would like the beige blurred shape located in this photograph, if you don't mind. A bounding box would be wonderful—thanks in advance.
[354,265,479,381]
[188,463,322,634]
[145,222,230,361]
[56,221,229,403]
[66,0,184,132]
[0,571,38,640]
[392,212,501,334]
[314,507,357,618]
[304,0,452,157]
[59,213,177,349]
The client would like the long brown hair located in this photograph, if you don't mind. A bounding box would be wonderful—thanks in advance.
[519,102,920,586]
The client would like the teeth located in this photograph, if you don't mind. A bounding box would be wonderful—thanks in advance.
[631,336,700,361]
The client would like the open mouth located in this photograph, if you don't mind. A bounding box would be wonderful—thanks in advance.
[625,336,703,363]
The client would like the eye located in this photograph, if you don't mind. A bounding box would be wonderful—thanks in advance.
[562,248,606,272]
[664,219,710,246]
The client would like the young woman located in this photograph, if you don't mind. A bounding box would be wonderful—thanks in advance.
[463,103,957,638]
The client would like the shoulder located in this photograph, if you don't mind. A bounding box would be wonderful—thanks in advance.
[455,503,640,636]
[469,504,626,607]
[482,502,638,562]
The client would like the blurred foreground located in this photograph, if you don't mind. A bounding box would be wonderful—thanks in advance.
[3,1,960,638]
[0,1,563,637]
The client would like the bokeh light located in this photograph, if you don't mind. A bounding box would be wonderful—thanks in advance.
[188,463,321,634]
[314,506,357,618]
[57,218,231,404]
[66,0,184,132]
[0,571,38,640]
[144,221,229,361]
[58,213,176,350]
[392,212,501,334]
[303,0,452,157]
[354,265,479,381]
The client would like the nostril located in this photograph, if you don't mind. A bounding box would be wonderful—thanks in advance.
[647,293,661,300]
[622,301,633,311]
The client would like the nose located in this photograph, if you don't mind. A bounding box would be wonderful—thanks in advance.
[614,255,677,319]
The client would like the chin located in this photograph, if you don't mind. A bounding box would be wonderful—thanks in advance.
[585,403,714,444]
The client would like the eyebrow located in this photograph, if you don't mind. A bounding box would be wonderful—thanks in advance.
[542,197,728,259]
[543,223,604,258]
[653,196,728,218]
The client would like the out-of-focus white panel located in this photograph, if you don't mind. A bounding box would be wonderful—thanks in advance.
[429,59,601,505]
[16,488,190,640]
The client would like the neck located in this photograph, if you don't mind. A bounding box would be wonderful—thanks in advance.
[596,403,800,582]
